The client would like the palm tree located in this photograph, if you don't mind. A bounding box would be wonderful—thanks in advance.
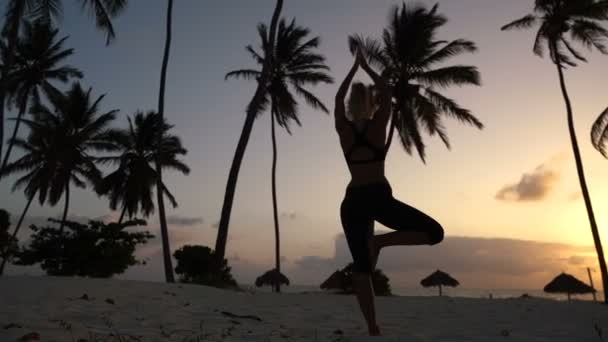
[0,111,56,274]
[0,82,117,273]
[154,0,176,283]
[0,0,128,183]
[97,111,189,224]
[226,18,332,292]
[1,20,82,174]
[502,0,608,304]
[592,107,608,158]
[350,3,483,163]
[215,0,284,267]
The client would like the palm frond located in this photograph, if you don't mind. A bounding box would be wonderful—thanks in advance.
[293,85,329,114]
[592,106,608,158]
[225,69,261,81]
[80,0,119,45]
[501,14,538,31]
[425,89,483,129]
[415,66,481,88]
[421,39,477,67]
[570,19,608,54]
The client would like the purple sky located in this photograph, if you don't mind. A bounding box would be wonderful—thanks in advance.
[2,0,608,289]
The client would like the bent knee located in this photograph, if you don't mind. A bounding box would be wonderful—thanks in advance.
[428,222,444,245]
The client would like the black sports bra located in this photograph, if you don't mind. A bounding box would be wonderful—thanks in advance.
[344,120,388,165]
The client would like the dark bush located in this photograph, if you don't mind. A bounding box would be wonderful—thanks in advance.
[16,218,152,277]
[174,245,237,288]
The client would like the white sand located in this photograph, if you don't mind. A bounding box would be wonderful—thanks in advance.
[1,276,607,341]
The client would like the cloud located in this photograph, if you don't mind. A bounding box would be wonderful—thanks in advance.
[496,158,562,202]
[290,235,597,289]
[166,216,204,227]
[568,192,582,202]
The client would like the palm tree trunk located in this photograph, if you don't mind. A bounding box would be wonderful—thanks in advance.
[555,61,608,304]
[385,111,396,152]
[119,205,127,224]
[155,0,175,283]
[271,106,281,293]
[0,12,23,179]
[0,194,34,275]
[59,182,70,233]
[1,104,27,172]
[215,0,284,263]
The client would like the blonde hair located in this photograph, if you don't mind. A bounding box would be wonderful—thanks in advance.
[347,82,377,121]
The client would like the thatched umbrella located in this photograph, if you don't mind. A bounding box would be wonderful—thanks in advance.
[255,269,290,291]
[544,273,595,301]
[320,270,347,291]
[420,270,460,296]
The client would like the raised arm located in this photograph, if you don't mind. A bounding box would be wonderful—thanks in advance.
[334,57,359,131]
[358,50,392,125]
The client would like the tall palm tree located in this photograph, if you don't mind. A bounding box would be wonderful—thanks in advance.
[1,20,82,174]
[502,0,608,303]
[97,111,189,224]
[226,18,332,292]
[592,107,608,158]
[154,0,176,283]
[0,0,128,183]
[0,109,56,275]
[0,82,116,273]
[215,0,284,267]
[350,3,483,163]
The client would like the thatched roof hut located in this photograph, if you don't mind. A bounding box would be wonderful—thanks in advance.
[320,270,347,291]
[420,270,460,296]
[544,273,595,301]
[255,269,290,289]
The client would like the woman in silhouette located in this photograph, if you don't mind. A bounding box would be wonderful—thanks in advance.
[334,50,444,336]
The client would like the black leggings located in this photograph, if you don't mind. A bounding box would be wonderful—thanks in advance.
[340,182,444,273]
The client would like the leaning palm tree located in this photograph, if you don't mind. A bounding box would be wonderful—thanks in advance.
[1,20,82,174]
[350,3,483,163]
[592,107,608,158]
[154,0,176,283]
[0,0,128,181]
[502,0,608,304]
[226,18,332,292]
[215,0,284,264]
[97,111,189,224]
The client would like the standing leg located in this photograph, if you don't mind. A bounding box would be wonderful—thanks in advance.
[341,197,381,336]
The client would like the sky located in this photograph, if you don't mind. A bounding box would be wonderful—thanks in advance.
[2,0,608,290]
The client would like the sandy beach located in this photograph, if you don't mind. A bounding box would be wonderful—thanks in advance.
[0,276,606,341]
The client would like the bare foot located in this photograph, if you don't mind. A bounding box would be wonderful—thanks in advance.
[369,324,381,336]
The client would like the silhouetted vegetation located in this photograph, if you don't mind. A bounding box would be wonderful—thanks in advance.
[592,107,608,158]
[0,20,82,175]
[502,0,608,304]
[255,269,290,290]
[226,16,332,292]
[349,2,483,162]
[97,111,190,223]
[15,218,152,277]
[154,0,177,284]
[1,0,129,189]
[321,263,392,296]
[2,82,118,234]
[0,209,18,268]
[174,245,238,289]
[215,0,284,268]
